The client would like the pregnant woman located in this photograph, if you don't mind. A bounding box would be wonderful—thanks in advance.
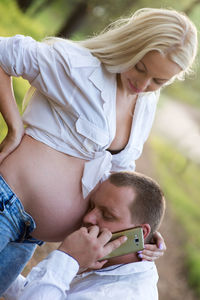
[0,8,197,294]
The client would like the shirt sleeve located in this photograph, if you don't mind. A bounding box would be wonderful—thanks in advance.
[5,250,79,300]
[0,35,78,107]
[3,275,26,300]
[0,35,39,82]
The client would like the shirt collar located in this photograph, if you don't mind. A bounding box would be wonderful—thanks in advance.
[89,65,116,104]
[89,67,158,112]
[80,261,156,277]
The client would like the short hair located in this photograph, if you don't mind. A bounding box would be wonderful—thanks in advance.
[80,8,198,80]
[109,171,165,241]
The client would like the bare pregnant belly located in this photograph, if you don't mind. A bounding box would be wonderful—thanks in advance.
[0,135,88,242]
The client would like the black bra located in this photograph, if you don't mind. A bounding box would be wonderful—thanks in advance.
[107,148,124,155]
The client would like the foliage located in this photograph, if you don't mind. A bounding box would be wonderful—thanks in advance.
[151,136,200,297]
[0,0,46,103]
[0,0,45,38]
[26,0,70,36]
[0,0,46,142]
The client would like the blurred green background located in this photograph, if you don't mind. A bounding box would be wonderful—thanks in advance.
[0,0,200,298]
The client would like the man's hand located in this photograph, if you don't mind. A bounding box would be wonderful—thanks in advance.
[58,225,127,270]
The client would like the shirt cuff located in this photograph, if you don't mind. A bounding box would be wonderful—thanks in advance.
[43,250,79,284]
[23,249,79,294]
[2,275,26,300]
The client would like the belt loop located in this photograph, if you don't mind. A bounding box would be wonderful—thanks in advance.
[18,221,30,243]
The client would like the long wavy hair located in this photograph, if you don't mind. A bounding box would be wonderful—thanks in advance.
[79,8,198,78]
[23,8,198,109]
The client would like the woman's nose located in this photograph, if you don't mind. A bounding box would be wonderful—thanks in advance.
[137,77,151,92]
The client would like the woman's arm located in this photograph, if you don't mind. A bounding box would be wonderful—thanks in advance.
[0,66,24,164]
[0,34,62,164]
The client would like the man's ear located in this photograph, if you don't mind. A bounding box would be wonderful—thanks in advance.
[141,224,151,240]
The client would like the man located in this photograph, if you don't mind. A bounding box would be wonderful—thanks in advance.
[3,171,165,300]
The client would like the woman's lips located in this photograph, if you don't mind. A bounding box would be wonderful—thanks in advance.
[128,79,142,93]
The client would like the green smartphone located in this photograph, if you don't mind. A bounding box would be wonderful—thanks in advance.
[100,227,144,260]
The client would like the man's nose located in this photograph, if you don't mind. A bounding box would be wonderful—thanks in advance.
[83,208,99,226]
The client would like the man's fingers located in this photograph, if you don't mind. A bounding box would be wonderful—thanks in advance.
[104,235,127,255]
[97,228,112,244]
[91,260,108,270]
[87,225,100,237]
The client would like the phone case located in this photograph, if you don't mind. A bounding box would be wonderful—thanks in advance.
[100,227,144,260]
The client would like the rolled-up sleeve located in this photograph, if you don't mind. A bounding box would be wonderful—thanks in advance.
[0,35,39,82]
[0,35,75,106]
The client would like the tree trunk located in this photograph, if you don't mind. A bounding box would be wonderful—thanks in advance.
[56,0,89,38]
[16,0,34,12]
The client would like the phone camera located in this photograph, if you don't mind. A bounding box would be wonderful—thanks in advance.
[134,234,139,245]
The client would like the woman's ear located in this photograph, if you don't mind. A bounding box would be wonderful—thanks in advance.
[141,224,151,240]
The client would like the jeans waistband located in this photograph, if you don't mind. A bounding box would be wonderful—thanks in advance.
[0,175,44,246]
[0,175,15,202]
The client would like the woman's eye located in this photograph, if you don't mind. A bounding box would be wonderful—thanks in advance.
[153,79,164,85]
[135,64,145,73]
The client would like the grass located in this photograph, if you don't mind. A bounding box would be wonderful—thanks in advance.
[151,135,200,296]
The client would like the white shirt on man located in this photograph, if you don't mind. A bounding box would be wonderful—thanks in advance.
[0,35,159,196]
[4,250,158,300]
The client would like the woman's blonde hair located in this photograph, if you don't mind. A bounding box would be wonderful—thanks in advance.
[23,8,198,109]
[79,8,198,79]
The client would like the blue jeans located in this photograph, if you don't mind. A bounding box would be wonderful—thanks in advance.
[0,175,43,296]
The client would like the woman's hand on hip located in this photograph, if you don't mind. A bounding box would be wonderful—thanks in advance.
[0,122,24,164]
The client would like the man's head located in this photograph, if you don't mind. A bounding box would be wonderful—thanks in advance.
[83,171,165,242]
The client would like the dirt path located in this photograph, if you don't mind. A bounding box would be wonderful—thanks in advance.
[154,97,200,164]
[144,98,199,299]
[136,143,198,300]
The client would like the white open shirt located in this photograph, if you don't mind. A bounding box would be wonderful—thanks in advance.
[0,35,160,196]
[4,250,159,300]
